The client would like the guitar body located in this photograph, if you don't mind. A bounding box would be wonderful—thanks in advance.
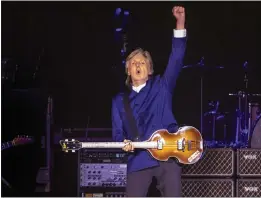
[146,126,203,164]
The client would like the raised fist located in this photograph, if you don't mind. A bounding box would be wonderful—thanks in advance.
[172,6,185,26]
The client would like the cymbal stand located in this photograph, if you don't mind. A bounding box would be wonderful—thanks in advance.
[223,123,227,144]
[199,57,204,136]
[206,101,220,143]
[248,102,252,142]
[231,62,250,147]
[203,101,221,146]
[242,73,250,144]
[182,56,205,136]
[234,91,246,145]
[212,101,220,143]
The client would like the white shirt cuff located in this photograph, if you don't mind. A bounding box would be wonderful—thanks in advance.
[173,29,186,38]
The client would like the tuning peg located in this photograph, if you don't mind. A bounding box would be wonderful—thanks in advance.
[72,150,75,153]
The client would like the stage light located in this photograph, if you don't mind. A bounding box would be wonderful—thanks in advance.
[116,28,122,32]
[115,8,122,16]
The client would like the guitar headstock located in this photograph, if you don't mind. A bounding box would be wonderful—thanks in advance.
[59,139,82,152]
[13,135,34,146]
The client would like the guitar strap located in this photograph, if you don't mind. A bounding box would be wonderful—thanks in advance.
[123,91,140,142]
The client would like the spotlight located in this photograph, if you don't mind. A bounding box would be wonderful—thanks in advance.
[115,8,122,16]
[115,28,122,32]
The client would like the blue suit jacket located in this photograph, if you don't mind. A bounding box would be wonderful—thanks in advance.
[112,36,187,173]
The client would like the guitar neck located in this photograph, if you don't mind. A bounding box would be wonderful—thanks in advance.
[81,142,157,149]
[2,141,14,150]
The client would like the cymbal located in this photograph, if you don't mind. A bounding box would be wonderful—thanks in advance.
[229,91,261,97]
[183,57,224,70]
[183,63,224,69]
[204,111,229,116]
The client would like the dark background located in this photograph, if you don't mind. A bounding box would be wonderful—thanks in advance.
[2,1,261,129]
[1,1,261,196]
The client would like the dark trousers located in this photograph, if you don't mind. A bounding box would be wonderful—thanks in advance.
[126,161,181,197]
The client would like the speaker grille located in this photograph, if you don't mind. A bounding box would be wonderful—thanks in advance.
[237,179,261,197]
[237,149,261,177]
[182,179,234,197]
[182,148,234,176]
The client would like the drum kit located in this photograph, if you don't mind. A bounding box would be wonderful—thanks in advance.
[183,58,261,148]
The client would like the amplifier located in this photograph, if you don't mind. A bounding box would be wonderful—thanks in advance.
[80,179,235,197]
[80,149,127,163]
[182,179,234,197]
[80,191,126,197]
[182,148,234,177]
[80,163,127,188]
[237,179,261,197]
[237,149,261,177]
[79,149,127,189]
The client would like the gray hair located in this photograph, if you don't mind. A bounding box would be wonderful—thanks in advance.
[125,48,154,87]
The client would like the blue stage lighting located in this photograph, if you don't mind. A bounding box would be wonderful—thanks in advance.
[116,28,122,32]
[115,8,122,16]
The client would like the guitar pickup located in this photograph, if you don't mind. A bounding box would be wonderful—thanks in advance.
[157,139,163,150]
[187,140,192,151]
[177,138,185,151]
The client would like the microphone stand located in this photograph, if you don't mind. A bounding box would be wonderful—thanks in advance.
[198,57,204,137]
[183,57,205,136]
[234,61,249,147]
[243,62,250,145]
[201,72,203,136]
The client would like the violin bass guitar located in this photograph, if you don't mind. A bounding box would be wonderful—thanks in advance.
[60,126,204,164]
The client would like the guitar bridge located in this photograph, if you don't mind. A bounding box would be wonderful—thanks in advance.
[187,140,192,151]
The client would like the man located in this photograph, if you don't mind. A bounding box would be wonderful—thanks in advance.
[112,6,187,197]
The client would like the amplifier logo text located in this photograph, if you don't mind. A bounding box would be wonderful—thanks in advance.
[243,155,257,160]
[244,187,259,192]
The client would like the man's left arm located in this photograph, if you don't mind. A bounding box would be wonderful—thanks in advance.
[163,6,187,93]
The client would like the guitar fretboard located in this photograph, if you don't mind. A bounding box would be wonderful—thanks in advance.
[81,142,158,149]
[2,141,14,150]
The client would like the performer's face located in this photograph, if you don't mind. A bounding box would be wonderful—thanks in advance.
[127,53,152,85]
